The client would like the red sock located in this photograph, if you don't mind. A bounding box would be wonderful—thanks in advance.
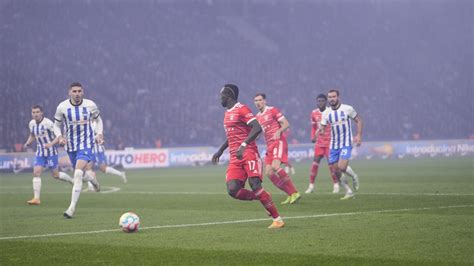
[330,167,339,184]
[268,173,288,195]
[235,189,257,200]
[309,161,319,184]
[255,188,279,218]
[329,165,340,184]
[276,168,298,195]
[269,172,295,196]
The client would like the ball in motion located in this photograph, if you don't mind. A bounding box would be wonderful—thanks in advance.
[119,212,140,233]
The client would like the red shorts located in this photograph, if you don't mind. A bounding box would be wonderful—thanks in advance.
[226,157,263,182]
[314,145,330,158]
[265,140,288,165]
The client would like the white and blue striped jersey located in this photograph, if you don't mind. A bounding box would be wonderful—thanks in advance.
[321,104,358,149]
[93,142,106,154]
[29,118,58,157]
[91,120,106,154]
[54,99,100,152]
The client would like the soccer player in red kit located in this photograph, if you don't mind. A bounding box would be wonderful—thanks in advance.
[254,93,301,204]
[212,84,284,229]
[305,94,340,194]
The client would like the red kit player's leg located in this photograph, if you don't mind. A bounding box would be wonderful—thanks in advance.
[226,163,257,201]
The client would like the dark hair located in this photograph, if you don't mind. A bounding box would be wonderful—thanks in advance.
[69,82,83,89]
[223,84,239,100]
[328,89,340,96]
[254,93,266,99]
[316,94,327,100]
[31,105,43,111]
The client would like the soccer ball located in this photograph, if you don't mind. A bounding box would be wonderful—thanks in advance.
[119,212,140,233]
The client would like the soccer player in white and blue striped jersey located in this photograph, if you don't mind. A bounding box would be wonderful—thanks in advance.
[84,122,127,191]
[24,105,74,205]
[53,82,102,218]
[91,121,127,183]
[318,89,363,200]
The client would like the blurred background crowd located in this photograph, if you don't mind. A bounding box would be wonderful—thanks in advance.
[1,0,472,151]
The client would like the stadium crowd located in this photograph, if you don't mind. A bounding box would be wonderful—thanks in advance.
[1,0,471,151]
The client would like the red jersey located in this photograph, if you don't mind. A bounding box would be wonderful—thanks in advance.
[311,108,331,147]
[224,102,259,162]
[256,106,287,147]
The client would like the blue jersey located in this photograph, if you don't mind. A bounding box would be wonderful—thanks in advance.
[29,118,58,157]
[321,104,358,150]
[54,99,100,152]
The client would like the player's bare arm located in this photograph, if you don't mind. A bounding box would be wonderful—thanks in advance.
[273,117,289,140]
[236,119,262,160]
[314,124,326,143]
[53,120,67,146]
[353,115,363,146]
[24,133,35,149]
[310,120,317,143]
[212,140,228,164]
[44,136,59,149]
[94,115,104,145]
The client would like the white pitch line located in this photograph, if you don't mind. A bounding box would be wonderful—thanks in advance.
[0,186,122,194]
[354,192,474,196]
[120,192,474,197]
[118,191,225,195]
[0,204,472,241]
[1,191,473,196]
[99,187,121,194]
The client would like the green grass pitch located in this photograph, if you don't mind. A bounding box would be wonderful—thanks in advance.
[1,157,473,265]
